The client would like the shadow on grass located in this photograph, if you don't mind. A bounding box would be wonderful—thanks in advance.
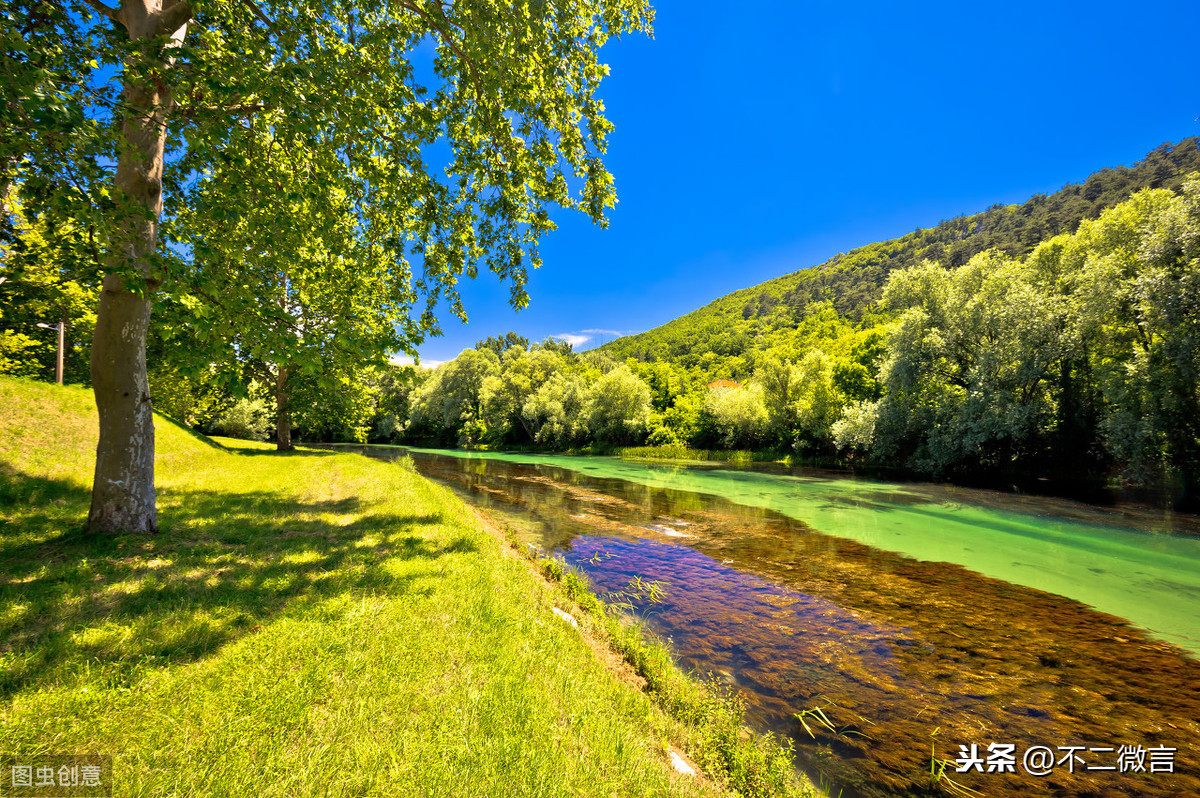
[0,466,476,700]
[0,462,91,510]
[222,445,339,458]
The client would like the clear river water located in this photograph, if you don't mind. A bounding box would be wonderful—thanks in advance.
[339,445,1200,798]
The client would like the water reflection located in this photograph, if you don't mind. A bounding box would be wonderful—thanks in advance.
[351,446,1200,797]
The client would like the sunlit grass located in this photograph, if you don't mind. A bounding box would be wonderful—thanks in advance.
[0,377,731,797]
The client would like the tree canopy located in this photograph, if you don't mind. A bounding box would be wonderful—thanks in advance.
[1,0,652,532]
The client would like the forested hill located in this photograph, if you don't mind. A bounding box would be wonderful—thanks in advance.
[603,138,1200,366]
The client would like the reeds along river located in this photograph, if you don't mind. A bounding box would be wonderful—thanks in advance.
[346,446,1200,798]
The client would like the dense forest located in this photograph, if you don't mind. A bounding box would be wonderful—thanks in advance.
[4,141,1199,506]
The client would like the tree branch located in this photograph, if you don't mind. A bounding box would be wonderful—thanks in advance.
[238,0,279,34]
[157,0,194,36]
[180,103,267,121]
[396,0,492,119]
[80,0,120,24]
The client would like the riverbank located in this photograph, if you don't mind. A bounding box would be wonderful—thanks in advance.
[0,378,814,797]
[377,444,1200,797]
[614,445,794,466]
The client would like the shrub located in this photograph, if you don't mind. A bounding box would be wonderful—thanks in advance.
[210,397,272,441]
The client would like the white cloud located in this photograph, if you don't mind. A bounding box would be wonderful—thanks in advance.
[554,333,592,347]
[389,354,444,369]
[551,328,639,350]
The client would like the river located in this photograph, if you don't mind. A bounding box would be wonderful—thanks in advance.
[338,445,1200,797]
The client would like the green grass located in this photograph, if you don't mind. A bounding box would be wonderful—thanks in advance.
[0,377,751,797]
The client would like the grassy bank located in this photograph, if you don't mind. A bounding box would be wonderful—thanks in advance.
[529,556,808,798]
[0,377,813,797]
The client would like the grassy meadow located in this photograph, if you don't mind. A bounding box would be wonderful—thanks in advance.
[0,376,812,797]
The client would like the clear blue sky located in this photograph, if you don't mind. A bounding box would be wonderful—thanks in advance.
[412,0,1200,365]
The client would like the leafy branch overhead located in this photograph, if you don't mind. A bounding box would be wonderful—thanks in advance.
[2,0,652,531]
[9,0,652,314]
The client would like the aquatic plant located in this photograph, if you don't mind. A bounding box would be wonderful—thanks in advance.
[794,706,837,739]
[598,574,670,625]
[793,700,869,742]
[928,727,982,798]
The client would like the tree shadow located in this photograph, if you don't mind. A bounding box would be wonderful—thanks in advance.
[0,467,477,700]
[0,462,92,510]
[155,416,336,457]
[226,447,339,457]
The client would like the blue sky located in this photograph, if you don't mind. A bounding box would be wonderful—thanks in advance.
[411,0,1200,365]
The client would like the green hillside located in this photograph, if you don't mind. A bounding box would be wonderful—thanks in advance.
[604,138,1200,371]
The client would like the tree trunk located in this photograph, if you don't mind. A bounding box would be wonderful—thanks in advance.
[87,1,190,534]
[89,274,157,533]
[276,366,293,451]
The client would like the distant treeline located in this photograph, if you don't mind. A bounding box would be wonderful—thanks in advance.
[4,141,1198,506]
[370,177,1200,508]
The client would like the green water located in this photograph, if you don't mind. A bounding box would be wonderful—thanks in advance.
[360,444,1200,795]
[403,447,1200,656]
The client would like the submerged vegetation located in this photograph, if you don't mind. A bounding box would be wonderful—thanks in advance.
[410,447,1200,796]
[534,553,812,798]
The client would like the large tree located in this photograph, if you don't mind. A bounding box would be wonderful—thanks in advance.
[871,252,1070,476]
[5,0,651,532]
